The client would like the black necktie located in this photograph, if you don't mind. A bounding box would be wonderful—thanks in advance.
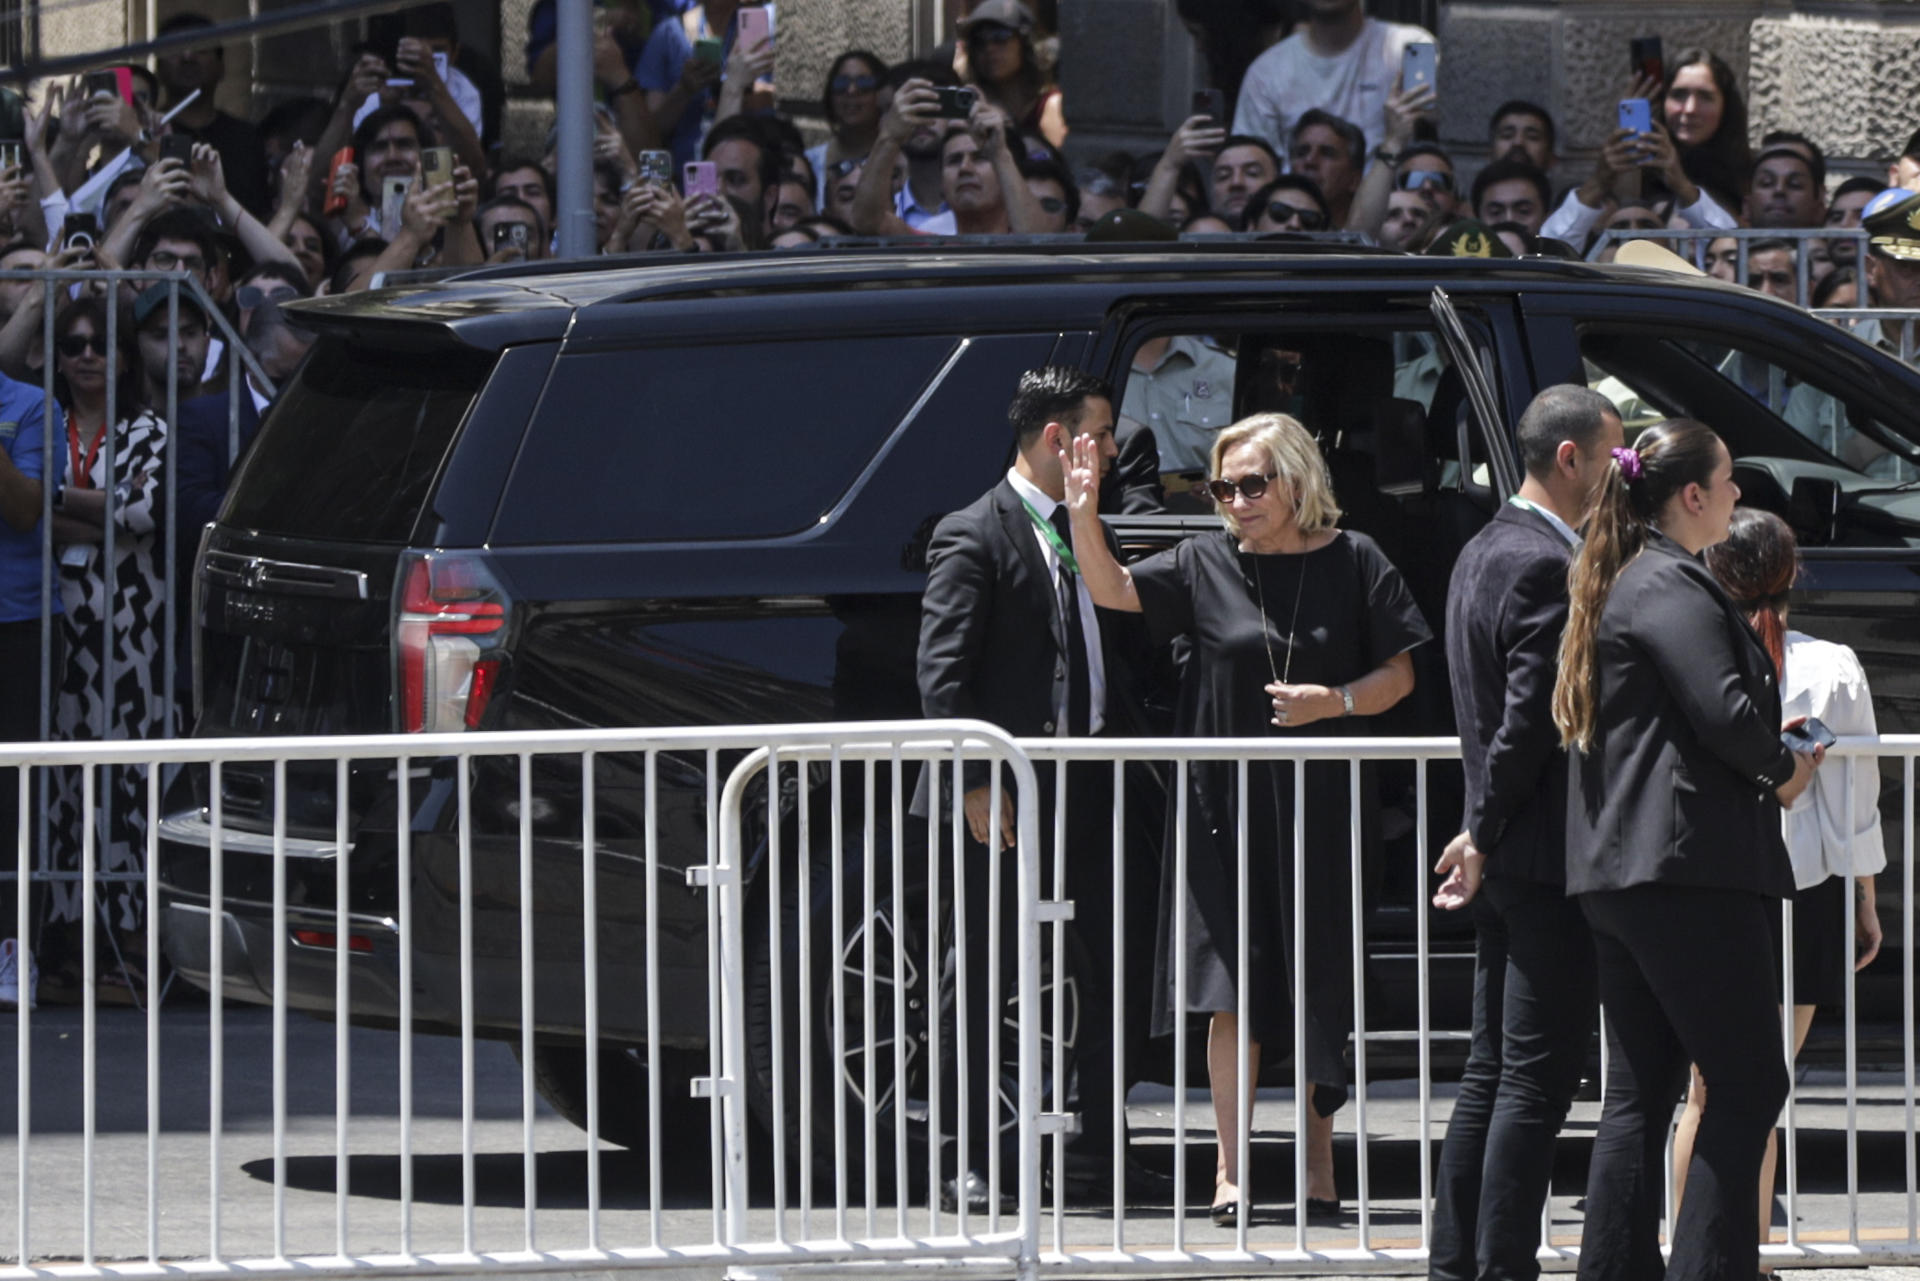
[1049,506,1092,736]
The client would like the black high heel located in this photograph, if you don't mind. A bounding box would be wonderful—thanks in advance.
[1211,1197,1249,1228]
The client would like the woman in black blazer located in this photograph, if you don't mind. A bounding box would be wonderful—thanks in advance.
[1550,419,1821,1281]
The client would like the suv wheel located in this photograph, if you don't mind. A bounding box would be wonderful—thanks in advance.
[516,1040,705,1154]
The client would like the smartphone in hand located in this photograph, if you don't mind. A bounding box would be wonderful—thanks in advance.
[1782,716,1838,755]
[1617,97,1652,137]
[421,146,454,189]
[1191,89,1225,126]
[1629,35,1664,85]
[60,211,99,251]
[637,150,673,186]
[683,161,719,200]
[159,133,196,167]
[1402,42,1437,94]
[736,4,771,49]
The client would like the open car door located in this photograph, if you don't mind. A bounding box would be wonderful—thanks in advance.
[1430,286,1522,498]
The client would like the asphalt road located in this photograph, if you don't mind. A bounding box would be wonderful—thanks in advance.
[3,1004,1918,1271]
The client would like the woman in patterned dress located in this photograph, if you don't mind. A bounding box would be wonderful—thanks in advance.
[43,295,170,1000]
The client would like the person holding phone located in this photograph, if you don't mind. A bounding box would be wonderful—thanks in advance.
[1551,421,1821,1281]
[1664,508,1885,1252]
[1232,0,1433,158]
[804,51,887,205]
[956,0,1065,148]
[154,14,271,219]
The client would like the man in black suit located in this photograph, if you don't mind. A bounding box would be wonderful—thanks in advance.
[1428,385,1623,1281]
[918,365,1153,1211]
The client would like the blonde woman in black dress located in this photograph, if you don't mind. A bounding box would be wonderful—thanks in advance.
[1062,412,1430,1224]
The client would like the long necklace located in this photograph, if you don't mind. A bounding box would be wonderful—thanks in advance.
[1250,553,1308,686]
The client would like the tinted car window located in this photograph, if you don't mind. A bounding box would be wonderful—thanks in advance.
[223,337,496,542]
[493,337,958,544]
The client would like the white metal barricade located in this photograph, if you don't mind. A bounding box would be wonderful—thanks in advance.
[1588,228,1871,309]
[4,726,1917,1279]
[1006,734,1919,1274]
[0,720,1041,1281]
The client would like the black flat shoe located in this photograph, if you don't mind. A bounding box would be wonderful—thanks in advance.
[941,1170,1015,1215]
[1211,1198,1249,1228]
[1306,1196,1343,1222]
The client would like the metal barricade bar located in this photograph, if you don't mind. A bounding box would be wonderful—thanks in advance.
[1589,228,1872,309]
[4,727,1917,1279]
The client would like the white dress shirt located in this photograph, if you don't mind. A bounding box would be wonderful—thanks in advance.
[1781,629,1886,890]
[1005,467,1106,735]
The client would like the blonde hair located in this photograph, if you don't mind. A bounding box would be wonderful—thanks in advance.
[1208,413,1342,537]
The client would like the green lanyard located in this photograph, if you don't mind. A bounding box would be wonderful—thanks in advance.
[1019,496,1080,576]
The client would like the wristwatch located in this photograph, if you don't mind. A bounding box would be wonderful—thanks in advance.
[608,78,643,100]
[1370,144,1401,166]
[1338,684,1355,717]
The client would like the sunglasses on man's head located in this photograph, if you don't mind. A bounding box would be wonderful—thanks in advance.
[1268,202,1327,232]
[1206,471,1279,504]
[1397,169,1455,195]
[57,334,108,358]
[830,74,878,94]
[237,284,298,310]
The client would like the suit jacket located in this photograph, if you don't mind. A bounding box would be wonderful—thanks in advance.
[1565,531,1798,898]
[169,388,264,700]
[1444,502,1573,886]
[918,477,1138,791]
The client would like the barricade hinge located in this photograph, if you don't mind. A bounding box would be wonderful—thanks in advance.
[686,864,736,889]
[1035,899,1075,923]
[1036,1111,1080,1137]
[690,1076,737,1099]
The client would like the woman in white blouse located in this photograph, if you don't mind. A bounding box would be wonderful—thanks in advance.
[1675,507,1885,1246]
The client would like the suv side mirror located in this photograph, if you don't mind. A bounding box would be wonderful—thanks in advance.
[1788,476,1841,547]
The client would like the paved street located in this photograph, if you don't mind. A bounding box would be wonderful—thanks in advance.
[3,1005,1918,1270]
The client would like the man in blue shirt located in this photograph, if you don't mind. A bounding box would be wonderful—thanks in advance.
[0,371,62,1010]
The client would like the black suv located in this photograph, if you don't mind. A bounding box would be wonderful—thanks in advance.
[158,244,1920,1161]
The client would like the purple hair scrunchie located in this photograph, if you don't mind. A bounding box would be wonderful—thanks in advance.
[1611,446,1644,483]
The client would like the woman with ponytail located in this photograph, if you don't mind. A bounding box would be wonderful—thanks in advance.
[1667,508,1886,1251]
[1551,420,1822,1281]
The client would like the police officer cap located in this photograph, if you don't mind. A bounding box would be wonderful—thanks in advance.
[1424,219,1513,259]
[1863,187,1920,262]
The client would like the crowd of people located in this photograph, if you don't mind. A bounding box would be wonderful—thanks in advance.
[0,0,1916,285]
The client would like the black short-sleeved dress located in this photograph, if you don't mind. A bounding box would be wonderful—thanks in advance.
[1131,528,1431,1098]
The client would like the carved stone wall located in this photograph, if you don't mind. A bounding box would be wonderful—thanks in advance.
[1749,11,1920,169]
[1438,0,1920,178]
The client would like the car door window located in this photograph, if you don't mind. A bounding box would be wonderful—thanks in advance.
[494,337,959,544]
[1579,323,1920,548]
[1581,327,1920,483]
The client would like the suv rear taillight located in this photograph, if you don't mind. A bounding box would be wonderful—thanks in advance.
[394,552,509,733]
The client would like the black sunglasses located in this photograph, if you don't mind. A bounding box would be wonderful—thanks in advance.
[1268,201,1328,232]
[57,334,108,358]
[829,157,863,178]
[1206,471,1279,504]
[969,25,1018,44]
[830,74,878,94]
[1036,196,1065,214]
